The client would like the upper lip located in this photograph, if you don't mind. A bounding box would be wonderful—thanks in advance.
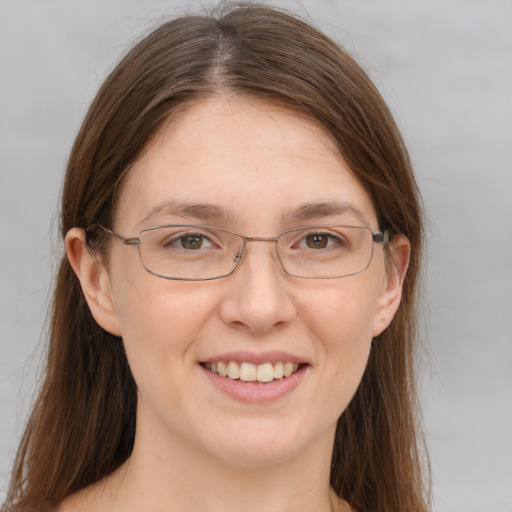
[200,351,309,365]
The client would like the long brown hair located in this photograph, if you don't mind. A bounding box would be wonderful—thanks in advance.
[4,4,429,511]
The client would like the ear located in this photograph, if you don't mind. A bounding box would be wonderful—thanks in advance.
[65,228,122,336]
[372,234,410,337]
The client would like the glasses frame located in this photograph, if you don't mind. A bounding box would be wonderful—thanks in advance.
[95,223,390,281]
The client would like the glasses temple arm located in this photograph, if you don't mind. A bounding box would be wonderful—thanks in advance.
[96,225,140,245]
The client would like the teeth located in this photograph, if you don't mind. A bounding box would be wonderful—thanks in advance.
[256,362,274,383]
[218,361,228,377]
[205,360,301,382]
[227,361,240,379]
[283,362,294,377]
[239,362,257,381]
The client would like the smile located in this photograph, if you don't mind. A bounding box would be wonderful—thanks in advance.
[201,361,302,383]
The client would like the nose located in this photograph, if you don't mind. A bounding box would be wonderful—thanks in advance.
[218,241,297,334]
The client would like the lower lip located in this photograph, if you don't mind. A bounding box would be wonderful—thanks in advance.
[199,364,309,404]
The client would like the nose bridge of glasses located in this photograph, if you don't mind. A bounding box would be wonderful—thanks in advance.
[233,234,280,264]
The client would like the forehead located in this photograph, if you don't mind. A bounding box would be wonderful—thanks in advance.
[114,96,378,232]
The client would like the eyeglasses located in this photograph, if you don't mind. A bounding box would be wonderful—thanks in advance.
[96,223,389,280]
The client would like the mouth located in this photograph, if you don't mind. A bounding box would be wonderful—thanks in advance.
[200,361,305,383]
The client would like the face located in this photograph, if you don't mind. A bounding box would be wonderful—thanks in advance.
[88,96,404,469]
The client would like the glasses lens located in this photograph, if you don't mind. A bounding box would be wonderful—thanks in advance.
[138,226,242,280]
[277,226,374,278]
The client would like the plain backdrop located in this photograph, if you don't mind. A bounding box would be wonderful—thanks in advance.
[1,1,511,511]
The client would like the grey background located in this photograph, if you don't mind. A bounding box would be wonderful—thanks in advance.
[1,1,511,510]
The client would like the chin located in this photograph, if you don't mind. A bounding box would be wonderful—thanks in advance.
[196,416,327,470]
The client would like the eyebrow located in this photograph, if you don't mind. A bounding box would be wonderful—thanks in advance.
[137,199,369,228]
[283,201,370,225]
[137,200,236,227]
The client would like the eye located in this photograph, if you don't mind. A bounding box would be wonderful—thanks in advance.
[305,233,329,249]
[161,232,215,250]
[299,232,346,250]
[177,233,212,250]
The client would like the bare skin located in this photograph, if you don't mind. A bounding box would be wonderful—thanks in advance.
[61,96,407,512]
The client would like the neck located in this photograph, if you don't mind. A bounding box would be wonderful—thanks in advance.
[97,413,342,512]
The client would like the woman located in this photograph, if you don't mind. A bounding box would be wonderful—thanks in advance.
[3,4,429,512]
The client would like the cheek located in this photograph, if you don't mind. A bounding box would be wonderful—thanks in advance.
[110,280,222,425]
[109,244,211,341]
[110,266,227,369]
[298,278,381,403]
[301,277,381,348]
[113,277,214,351]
